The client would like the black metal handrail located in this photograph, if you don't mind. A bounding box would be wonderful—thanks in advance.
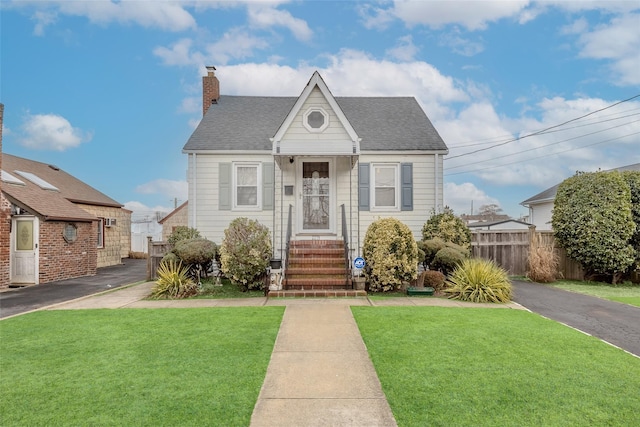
[341,204,351,287]
[284,204,293,272]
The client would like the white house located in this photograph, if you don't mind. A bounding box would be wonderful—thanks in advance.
[468,219,532,231]
[182,68,448,290]
[521,163,640,231]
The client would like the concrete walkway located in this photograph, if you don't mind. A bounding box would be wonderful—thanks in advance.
[250,301,397,427]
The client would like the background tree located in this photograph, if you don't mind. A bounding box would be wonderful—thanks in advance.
[552,171,636,283]
[422,207,471,250]
[477,204,503,219]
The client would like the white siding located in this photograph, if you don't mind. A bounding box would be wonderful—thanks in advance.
[280,88,353,155]
[189,153,274,245]
[355,153,438,256]
[529,202,554,231]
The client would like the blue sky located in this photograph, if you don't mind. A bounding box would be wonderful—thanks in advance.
[2,0,639,223]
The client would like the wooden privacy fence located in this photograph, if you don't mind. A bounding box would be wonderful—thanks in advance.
[471,230,584,280]
[147,237,170,281]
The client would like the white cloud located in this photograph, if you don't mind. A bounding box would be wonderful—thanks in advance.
[26,0,196,34]
[154,28,269,68]
[19,113,92,151]
[135,179,188,200]
[362,0,531,31]
[439,28,484,56]
[574,13,640,85]
[178,96,200,114]
[441,96,640,188]
[443,182,501,216]
[386,35,419,61]
[123,200,172,223]
[247,4,312,41]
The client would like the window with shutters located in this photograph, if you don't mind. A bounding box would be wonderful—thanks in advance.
[233,163,262,210]
[371,163,399,210]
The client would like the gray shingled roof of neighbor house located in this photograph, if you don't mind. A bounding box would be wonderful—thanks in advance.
[183,96,448,152]
[521,163,640,206]
[2,153,122,221]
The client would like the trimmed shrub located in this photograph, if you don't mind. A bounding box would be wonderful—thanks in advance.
[173,238,217,278]
[151,260,198,299]
[552,170,635,283]
[161,252,180,264]
[220,217,272,291]
[419,238,447,267]
[444,258,512,303]
[422,270,446,291]
[432,246,467,275]
[363,218,419,292]
[167,226,201,248]
[422,207,471,250]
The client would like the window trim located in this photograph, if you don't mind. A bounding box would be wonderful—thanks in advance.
[370,163,400,211]
[97,218,104,248]
[302,107,329,133]
[232,162,262,210]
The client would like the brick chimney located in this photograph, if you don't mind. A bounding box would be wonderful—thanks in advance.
[202,66,219,116]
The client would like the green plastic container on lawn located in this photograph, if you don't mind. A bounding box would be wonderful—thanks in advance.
[407,287,434,296]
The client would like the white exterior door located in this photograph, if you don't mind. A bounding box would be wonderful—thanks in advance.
[297,159,334,234]
[10,217,39,284]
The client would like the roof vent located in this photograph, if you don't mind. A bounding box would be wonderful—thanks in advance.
[49,164,60,171]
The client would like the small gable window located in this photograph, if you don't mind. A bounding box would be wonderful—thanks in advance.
[303,108,328,132]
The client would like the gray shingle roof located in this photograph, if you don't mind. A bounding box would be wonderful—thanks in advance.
[183,95,448,152]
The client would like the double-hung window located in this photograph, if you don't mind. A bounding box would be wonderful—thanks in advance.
[97,218,104,248]
[372,163,399,210]
[233,163,261,209]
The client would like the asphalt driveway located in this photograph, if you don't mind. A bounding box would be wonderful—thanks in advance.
[512,280,640,357]
[0,258,146,319]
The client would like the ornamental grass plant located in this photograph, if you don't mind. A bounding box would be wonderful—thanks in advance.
[444,258,512,303]
[527,232,558,283]
[151,259,198,299]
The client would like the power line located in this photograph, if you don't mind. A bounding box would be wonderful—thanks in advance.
[446,109,640,149]
[444,131,640,177]
[444,94,640,160]
[445,118,640,171]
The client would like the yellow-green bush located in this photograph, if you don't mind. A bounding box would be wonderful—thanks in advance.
[220,217,271,291]
[444,258,512,303]
[151,260,198,299]
[363,218,418,292]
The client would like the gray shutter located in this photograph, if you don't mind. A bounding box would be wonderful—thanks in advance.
[219,163,231,210]
[401,163,413,211]
[358,163,370,211]
[262,162,274,210]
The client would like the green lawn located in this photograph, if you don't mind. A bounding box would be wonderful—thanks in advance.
[545,279,640,307]
[0,308,284,426]
[352,307,640,427]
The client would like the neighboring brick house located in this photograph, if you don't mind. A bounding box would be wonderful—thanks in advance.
[0,103,9,286]
[158,201,188,241]
[0,152,131,287]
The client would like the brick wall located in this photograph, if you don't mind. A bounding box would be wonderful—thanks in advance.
[0,194,11,287]
[0,103,8,287]
[38,220,97,283]
[76,204,131,268]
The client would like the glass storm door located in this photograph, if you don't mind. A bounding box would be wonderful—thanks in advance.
[11,217,38,284]
[301,161,330,231]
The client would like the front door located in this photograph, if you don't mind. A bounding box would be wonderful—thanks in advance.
[299,160,333,233]
[10,216,39,284]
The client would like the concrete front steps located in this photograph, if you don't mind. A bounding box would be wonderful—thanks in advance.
[269,239,361,298]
